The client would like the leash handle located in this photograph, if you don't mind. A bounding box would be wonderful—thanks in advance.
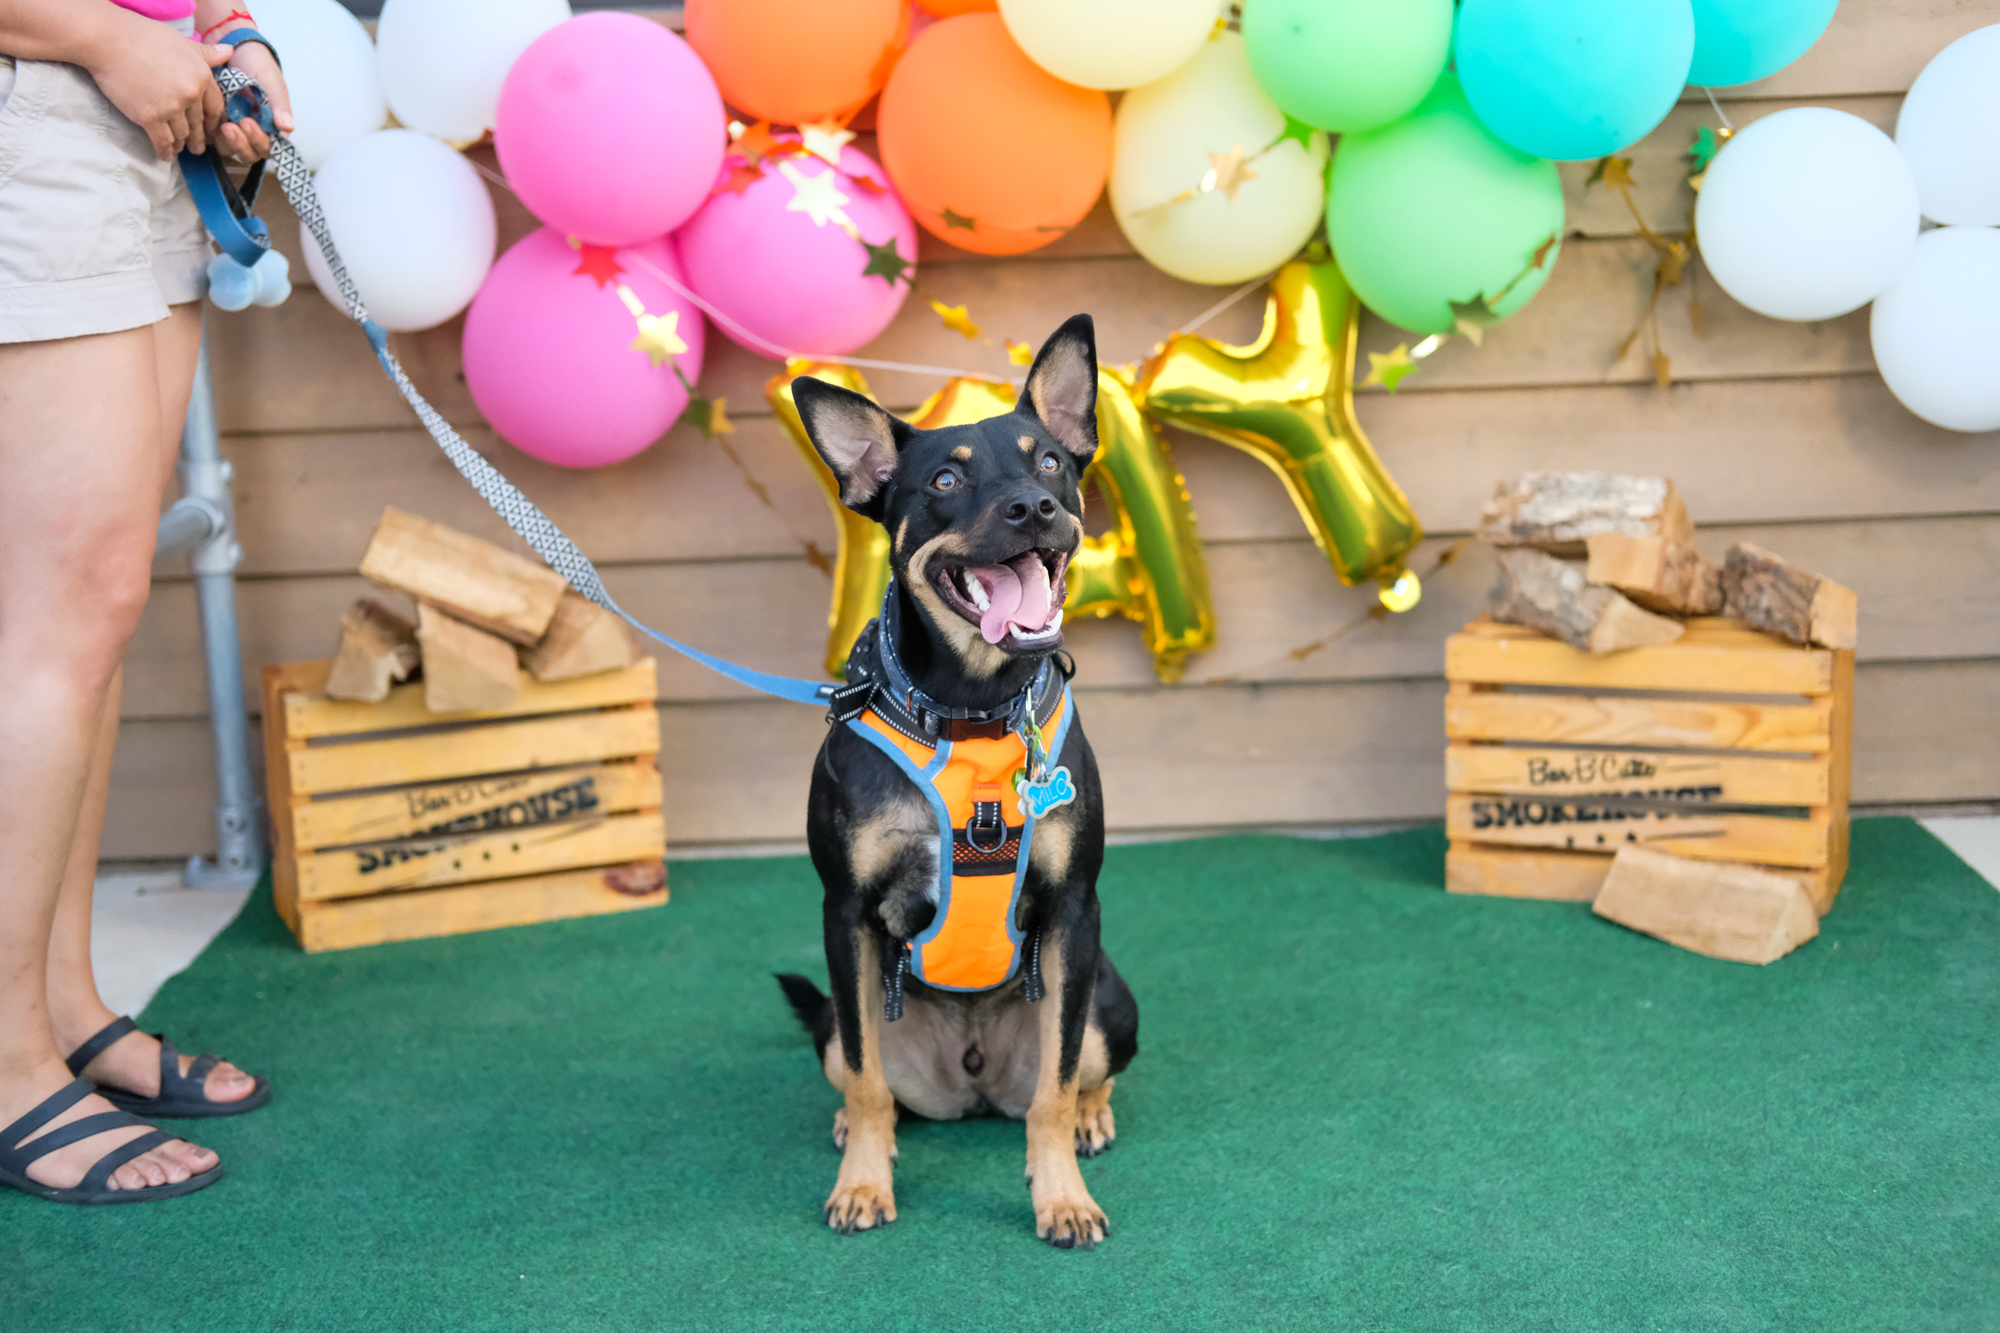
[232,65,836,708]
[180,49,279,268]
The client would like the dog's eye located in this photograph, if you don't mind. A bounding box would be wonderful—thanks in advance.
[1038,453,1061,474]
[931,469,959,492]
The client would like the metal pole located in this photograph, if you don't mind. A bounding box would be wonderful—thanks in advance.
[160,330,266,890]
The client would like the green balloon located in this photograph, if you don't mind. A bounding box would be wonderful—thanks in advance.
[1327,71,1566,336]
[1243,0,1454,133]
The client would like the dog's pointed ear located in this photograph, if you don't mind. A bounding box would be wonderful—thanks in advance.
[1020,314,1098,461]
[791,377,908,518]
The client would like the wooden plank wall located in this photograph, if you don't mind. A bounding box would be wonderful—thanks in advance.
[110,0,2000,858]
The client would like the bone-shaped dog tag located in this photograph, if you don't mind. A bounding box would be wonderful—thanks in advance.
[1019,767,1076,819]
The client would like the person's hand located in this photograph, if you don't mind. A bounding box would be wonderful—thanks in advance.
[215,39,294,164]
[78,10,231,161]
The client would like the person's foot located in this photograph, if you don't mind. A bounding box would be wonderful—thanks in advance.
[62,1017,258,1106]
[0,1060,218,1192]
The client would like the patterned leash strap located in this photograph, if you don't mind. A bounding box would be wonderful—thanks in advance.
[225,68,834,708]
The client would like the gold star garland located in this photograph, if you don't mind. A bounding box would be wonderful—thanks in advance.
[726,121,914,291]
[1590,127,1731,388]
[1359,235,1556,393]
[1197,540,1468,685]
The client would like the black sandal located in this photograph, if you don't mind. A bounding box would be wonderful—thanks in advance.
[65,1016,270,1119]
[0,1076,224,1205]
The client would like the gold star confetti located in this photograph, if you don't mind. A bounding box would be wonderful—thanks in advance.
[630,310,688,368]
[682,393,734,438]
[799,120,856,168]
[1448,296,1500,346]
[778,160,853,229]
[929,299,981,340]
[942,207,976,231]
[732,120,789,164]
[1005,339,1035,366]
[1361,344,1418,392]
[1201,145,1258,202]
[1659,240,1690,286]
[1651,350,1672,387]
[1587,156,1636,192]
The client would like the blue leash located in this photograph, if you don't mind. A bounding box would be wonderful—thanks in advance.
[191,61,837,709]
[179,32,277,269]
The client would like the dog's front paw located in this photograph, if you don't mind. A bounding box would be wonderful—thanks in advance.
[824,1179,897,1235]
[1035,1189,1107,1250]
[1074,1079,1116,1158]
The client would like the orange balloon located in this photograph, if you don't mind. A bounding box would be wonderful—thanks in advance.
[915,0,996,13]
[685,0,908,127]
[877,14,1112,256]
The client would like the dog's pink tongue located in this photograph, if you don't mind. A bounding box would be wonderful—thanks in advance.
[977,565,1022,644]
[974,555,1054,644]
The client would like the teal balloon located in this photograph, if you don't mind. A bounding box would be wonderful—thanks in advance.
[1454,0,1694,161]
[1687,0,1839,86]
[1327,72,1565,336]
[1242,0,1453,134]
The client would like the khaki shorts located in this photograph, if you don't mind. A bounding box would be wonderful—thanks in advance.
[0,42,211,345]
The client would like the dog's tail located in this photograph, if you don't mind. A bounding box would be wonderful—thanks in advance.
[773,973,835,1060]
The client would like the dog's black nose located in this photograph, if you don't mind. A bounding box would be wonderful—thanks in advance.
[1004,490,1059,529]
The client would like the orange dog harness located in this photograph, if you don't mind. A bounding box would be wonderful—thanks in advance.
[850,687,1073,993]
[836,601,1077,999]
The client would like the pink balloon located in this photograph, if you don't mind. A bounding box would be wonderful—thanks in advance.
[463,227,706,470]
[496,13,726,246]
[674,140,918,357]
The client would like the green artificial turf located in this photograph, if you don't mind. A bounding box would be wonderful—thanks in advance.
[7,817,1999,1331]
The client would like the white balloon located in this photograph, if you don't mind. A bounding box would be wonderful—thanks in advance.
[376,0,569,144]
[251,0,386,169]
[1695,107,1919,321]
[999,0,1219,91]
[1896,24,2000,226]
[301,130,497,332]
[1110,32,1329,286]
[1870,225,2000,432]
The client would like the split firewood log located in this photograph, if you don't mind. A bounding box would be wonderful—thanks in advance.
[1585,532,1724,616]
[416,602,520,713]
[1721,541,1858,649]
[521,591,636,682]
[1478,471,1694,557]
[1593,844,1821,965]
[323,599,419,703]
[359,507,565,646]
[1489,547,1684,653]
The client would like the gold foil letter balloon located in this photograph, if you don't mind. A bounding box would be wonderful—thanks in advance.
[766,361,894,678]
[1067,366,1213,680]
[769,364,1215,679]
[1139,259,1424,606]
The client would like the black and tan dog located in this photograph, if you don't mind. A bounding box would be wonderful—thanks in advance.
[773,315,1138,1249]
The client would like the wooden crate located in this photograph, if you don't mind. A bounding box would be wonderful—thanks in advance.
[1444,618,1853,914]
[262,657,669,952]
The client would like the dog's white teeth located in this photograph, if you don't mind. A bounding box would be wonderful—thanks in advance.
[1050,608,1064,631]
[963,571,990,611]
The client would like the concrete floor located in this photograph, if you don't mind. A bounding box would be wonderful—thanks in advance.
[89,820,2000,1018]
[90,866,252,1019]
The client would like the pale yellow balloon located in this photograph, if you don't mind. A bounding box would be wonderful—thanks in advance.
[1110,32,1330,285]
[997,0,1220,91]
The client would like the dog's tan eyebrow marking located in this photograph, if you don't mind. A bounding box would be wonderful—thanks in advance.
[894,517,909,555]
[950,445,972,462]
[1018,434,1035,452]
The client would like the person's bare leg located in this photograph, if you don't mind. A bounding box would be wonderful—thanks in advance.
[0,315,217,1192]
[43,305,255,1107]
